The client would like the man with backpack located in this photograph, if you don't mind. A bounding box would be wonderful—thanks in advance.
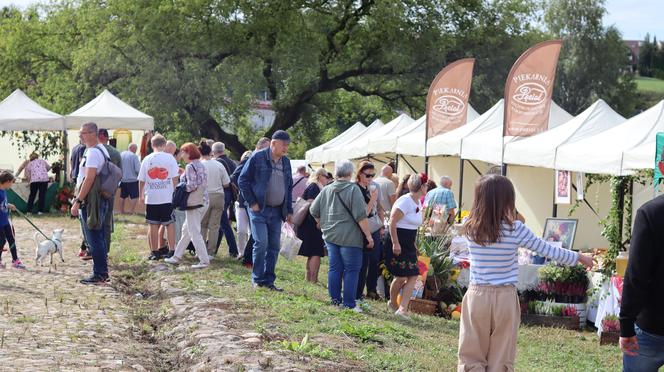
[71,122,114,284]
[98,129,122,254]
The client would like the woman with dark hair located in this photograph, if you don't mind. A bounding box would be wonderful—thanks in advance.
[165,143,210,269]
[354,161,384,301]
[386,173,428,319]
[457,175,593,370]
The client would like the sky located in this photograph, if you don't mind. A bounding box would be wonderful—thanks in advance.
[0,0,662,41]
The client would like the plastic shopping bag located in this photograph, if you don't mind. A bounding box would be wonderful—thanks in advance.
[280,223,302,260]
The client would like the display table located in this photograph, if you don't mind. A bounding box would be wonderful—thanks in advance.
[6,182,58,213]
[587,275,623,334]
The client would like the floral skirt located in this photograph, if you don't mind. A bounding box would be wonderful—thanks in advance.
[384,228,419,277]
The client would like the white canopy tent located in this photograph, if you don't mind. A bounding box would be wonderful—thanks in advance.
[322,119,384,164]
[504,99,626,168]
[0,89,65,130]
[65,89,154,130]
[394,106,480,157]
[305,121,366,164]
[367,115,424,155]
[328,113,414,161]
[460,101,573,165]
[556,100,664,176]
[426,100,503,157]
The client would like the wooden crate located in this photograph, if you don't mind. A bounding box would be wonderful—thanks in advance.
[408,298,438,316]
[599,331,620,345]
[521,314,580,330]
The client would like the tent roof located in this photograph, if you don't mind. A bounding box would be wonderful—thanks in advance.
[556,100,664,176]
[393,105,480,157]
[305,121,366,163]
[65,90,154,130]
[459,101,573,165]
[0,89,65,131]
[322,119,384,163]
[338,113,414,160]
[504,99,625,168]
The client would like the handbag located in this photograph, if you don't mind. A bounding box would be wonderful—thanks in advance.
[292,198,312,227]
[172,165,198,210]
[335,190,371,251]
[279,223,302,260]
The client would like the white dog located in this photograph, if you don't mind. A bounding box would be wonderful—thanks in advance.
[34,229,65,266]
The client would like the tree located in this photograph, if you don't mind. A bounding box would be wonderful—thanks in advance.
[639,34,657,77]
[545,0,638,116]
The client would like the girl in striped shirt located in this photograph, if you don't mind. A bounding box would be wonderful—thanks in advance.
[457,175,593,371]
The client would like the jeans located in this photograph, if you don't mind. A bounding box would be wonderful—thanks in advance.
[80,199,109,277]
[27,181,48,213]
[326,241,363,309]
[248,206,282,286]
[624,325,664,372]
[217,192,238,256]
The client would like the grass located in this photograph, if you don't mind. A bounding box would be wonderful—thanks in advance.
[106,218,622,371]
[635,75,664,94]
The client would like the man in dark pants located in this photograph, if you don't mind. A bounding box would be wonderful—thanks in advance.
[212,142,238,257]
[238,131,293,291]
[98,129,122,254]
[231,137,271,266]
[620,195,664,371]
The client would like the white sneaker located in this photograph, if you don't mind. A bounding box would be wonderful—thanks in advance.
[395,309,411,320]
[191,263,209,269]
[350,306,363,313]
[164,257,180,265]
[37,212,44,215]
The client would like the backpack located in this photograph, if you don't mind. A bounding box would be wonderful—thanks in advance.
[172,165,198,210]
[93,145,123,200]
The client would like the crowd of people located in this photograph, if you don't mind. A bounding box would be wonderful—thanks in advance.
[5,120,654,369]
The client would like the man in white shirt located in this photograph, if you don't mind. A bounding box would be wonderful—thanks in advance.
[138,134,180,260]
[71,122,112,285]
[200,142,231,256]
[374,165,397,214]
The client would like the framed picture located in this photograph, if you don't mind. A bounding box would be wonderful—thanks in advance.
[555,170,571,204]
[543,218,578,251]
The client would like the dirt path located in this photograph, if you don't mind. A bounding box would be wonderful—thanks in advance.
[0,216,150,371]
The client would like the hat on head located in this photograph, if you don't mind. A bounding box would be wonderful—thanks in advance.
[271,130,290,143]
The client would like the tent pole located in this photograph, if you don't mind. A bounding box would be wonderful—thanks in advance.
[62,130,68,186]
[395,154,400,174]
[617,177,626,249]
[458,158,465,222]
[552,171,558,217]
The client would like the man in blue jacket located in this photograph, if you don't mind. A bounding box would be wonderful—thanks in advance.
[239,131,293,291]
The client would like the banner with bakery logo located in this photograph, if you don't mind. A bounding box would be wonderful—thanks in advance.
[426,58,475,139]
[504,40,562,137]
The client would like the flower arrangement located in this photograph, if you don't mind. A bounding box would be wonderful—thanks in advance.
[538,264,590,303]
[601,314,620,333]
[526,300,579,318]
[53,183,75,214]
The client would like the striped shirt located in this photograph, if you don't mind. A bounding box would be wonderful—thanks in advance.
[467,221,579,286]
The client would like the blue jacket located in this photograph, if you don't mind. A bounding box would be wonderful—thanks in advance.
[238,147,293,219]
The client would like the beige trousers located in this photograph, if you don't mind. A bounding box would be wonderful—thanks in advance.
[457,284,520,372]
[201,192,225,255]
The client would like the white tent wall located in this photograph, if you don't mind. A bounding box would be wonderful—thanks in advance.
[508,165,611,251]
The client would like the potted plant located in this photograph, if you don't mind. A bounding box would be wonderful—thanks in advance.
[521,300,580,330]
[600,314,620,345]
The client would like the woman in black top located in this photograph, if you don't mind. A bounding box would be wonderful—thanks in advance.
[297,168,331,283]
[354,161,385,301]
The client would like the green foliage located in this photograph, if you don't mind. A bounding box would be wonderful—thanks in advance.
[544,0,638,117]
[279,334,335,360]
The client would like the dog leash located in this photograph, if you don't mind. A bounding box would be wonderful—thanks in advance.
[13,209,53,242]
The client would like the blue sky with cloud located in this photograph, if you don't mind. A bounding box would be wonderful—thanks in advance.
[0,0,661,41]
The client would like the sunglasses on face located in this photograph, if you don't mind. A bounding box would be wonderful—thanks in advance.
[363,173,375,178]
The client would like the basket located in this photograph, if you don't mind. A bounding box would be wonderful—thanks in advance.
[599,331,620,345]
[408,298,438,316]
[521,314,580,330]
